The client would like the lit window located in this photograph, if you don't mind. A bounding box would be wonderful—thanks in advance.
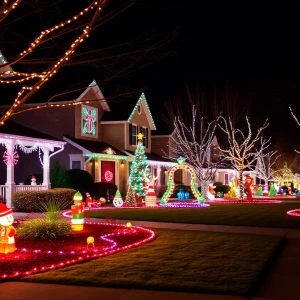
[137,105,142,114]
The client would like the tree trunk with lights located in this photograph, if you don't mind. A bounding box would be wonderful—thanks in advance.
[238,168,244,201]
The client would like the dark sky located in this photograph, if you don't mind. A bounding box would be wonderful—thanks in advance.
[1,0,300,154]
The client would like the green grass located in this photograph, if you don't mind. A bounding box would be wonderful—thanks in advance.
[85,203,300,228]
[20,229,283,296]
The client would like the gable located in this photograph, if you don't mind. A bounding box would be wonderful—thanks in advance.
[127,93,156,130]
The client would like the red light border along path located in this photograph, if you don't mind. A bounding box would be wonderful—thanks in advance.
[287,209,300,217]
[0,221,155,280]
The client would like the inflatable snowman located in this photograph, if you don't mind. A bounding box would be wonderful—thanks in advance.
[207,182,216,200]
[0,203,16,253]
[31,175,37,186]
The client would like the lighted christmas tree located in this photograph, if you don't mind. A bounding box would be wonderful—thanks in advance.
[257,185,263,196]
[128,133,148,196]
[125,184,136,207]
[269,183,276,197]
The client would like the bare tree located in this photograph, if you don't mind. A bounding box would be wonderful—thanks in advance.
[218,116,271,200]
[254,150,281,184]
[289,106,300,153]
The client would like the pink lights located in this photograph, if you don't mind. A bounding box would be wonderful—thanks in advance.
[207,199,282,204]
[0,221,155,280]
[287,209,300,217]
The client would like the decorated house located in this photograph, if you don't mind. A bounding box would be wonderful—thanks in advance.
[0,76,257,206]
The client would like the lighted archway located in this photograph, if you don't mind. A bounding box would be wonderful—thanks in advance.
[160,157,205,204]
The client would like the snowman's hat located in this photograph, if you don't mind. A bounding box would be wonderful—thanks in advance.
[0,203,12,217]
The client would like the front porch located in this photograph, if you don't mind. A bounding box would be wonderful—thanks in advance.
[0,122,66,207]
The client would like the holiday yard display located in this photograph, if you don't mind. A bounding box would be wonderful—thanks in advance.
[0,204,16,254]
[160,156,205,205]
[143,168,160,207]
[263,184,269,196]
[3,149,19,166]
[245,175,253,201]
[125,184,136,207]
[207,182,216,200]
[128,133,148,196]
[31,176,37,186]
[257,185,263,196]
[113,189,124,207]
[85,192,93,208]
[269,183,277,196]
[71,191,84,231]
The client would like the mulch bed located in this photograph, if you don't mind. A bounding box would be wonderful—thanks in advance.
[0,221,155,280]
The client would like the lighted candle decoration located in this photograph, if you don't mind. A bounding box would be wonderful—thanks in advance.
[71,191,84,231]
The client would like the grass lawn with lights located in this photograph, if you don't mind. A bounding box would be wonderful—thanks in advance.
[85,202,300,228]
[20,229,283,296]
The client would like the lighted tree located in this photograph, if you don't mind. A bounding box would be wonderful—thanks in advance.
[218,116,271,200]
[272,163,299,186]
[128,133,148,196]
[125,184,136,207]
[257,185,263,196]
[269,183,276,196]
[0,1,174,121]
[167,105,224,199]
[289,107,300,153]
[254,150,280,194]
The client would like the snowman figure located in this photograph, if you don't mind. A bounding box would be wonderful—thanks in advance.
[207,182,216,200]
[31,175,37,186]
[0,203,16,253]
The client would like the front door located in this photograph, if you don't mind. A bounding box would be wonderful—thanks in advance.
[101,161,116,184]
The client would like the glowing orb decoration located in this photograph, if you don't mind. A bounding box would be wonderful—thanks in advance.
[99,197,106,205]
[104,171,113,182]
[3,149,19,166]
[87,236,95,248]
[113,198,124,207]
[126,222,132,229]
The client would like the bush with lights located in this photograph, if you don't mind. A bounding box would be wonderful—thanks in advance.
[12,188,76,212]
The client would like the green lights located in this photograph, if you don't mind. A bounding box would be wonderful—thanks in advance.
[82,107,96,136]
[84,153,128,160]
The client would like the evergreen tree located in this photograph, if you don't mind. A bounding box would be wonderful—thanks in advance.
[50,160,70,188]
[128,134,148,196]
[269,183,277,197]
[125,184,136,207]
[257,185,263,196]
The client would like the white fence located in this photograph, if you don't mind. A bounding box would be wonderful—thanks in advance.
[14,185,48,192]
[0,185,7,200]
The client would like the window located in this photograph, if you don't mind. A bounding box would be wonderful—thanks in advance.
[137,104,142,114]
[131,124,138,145]
[141,126,148,148]
[71,161,81,169]
[224,173,229,185]
[81,105,98,138]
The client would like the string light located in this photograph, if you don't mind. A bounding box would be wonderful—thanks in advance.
[0,0,103,126]
[0,221,155,280]
[207,199,282,204]
[287,209,300,217]
[219,116,271,200]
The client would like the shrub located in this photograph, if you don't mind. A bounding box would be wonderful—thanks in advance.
[171,184,193,198]
[17,218,72,239]
[17,199,72,239]
[89,182,117,199]
[12,188,76,212]
[50,160,71,188]
[66,169,94,194]
[214,182,231,195]
[24,173,43,185]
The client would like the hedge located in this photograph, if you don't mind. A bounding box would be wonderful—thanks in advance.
[12,188,76,212]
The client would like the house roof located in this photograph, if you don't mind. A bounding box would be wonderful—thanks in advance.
[0,120,64,142]
[63,135,127,156]
[125,150,173,163]
[101,93,156,130]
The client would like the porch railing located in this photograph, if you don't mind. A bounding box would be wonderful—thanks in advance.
[15,185,48,192]
[0,185,8,200]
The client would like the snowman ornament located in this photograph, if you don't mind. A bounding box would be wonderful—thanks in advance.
[0,204,16,254]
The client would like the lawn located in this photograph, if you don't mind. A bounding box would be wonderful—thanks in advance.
[85,203,300,228]
[20,229,283,296]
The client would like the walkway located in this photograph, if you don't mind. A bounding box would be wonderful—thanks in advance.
[3,212,300,300]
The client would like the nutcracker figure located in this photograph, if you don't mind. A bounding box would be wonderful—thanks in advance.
[0,203,16,253]
[71,191,84,231]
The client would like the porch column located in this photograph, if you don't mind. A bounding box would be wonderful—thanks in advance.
[42,148,51,189]
[5,141,16,208]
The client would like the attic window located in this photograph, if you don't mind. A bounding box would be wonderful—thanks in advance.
[137,105,142,114]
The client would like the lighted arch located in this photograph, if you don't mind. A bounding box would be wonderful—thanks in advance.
[160,157,205,204]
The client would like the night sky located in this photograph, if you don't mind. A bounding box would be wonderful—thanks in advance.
[1,0,300,154]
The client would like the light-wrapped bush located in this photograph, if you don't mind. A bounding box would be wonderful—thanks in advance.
[17,199,72,239]
[12,188,76,212]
